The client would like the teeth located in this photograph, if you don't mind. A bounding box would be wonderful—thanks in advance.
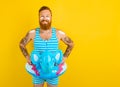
[43,21,48,24]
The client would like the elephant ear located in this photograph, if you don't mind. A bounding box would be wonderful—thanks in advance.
[30,50,41,65]
[54,50,63,65]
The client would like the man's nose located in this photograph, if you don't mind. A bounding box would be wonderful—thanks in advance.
[42,17,48,20]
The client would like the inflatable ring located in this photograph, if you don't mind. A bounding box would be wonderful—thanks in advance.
[25,50,67,79]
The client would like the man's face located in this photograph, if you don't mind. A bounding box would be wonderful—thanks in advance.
[39,10,52,30]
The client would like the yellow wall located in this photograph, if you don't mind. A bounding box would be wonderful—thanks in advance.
[0,0,120,87]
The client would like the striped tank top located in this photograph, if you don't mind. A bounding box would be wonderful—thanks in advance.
[34,27,58,52]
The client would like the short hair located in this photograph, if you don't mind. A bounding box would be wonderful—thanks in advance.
[39,6,52,15]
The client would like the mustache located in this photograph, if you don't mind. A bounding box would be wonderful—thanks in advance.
[41,20,49,22]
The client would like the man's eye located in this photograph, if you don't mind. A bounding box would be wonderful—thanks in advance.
[40,17,44,19]
[46,16,49,17]
[40,16,44,18]
[46,17,50,20]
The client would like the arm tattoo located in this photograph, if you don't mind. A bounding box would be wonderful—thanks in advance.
[20,46,29,57]
[63,36,74,58]
[19,33,30,57]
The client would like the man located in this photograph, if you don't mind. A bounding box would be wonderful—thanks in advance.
[19,6,74,87]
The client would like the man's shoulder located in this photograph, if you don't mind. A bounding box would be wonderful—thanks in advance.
[27,29,36,39]
[28,28,38,34]
[55,28,66,40]
[55,28,66,36]
[29,29,35,33]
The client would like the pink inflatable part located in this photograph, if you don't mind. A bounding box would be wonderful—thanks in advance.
[56,62,64,75]
[31,64,40,76]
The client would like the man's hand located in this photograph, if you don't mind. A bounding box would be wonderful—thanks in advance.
[26,56,32,65]
[27,59,32,65]
[61,57,67,63]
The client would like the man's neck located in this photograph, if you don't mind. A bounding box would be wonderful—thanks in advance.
[40,28,52,33]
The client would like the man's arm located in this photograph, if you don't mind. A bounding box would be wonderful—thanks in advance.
[57,30,74,62]
[19,30,35,64]
[62,36,74,58]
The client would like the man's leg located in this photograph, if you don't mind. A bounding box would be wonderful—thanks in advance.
[32,76,44,87]
[33,84,44,87]
[47,83,58,87]
[46,77,58,87]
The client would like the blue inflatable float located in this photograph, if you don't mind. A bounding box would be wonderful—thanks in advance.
[25,50,67,79]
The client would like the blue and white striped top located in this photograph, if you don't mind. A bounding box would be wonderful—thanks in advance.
[34,27,58,52]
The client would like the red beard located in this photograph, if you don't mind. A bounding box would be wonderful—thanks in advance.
[40,20,51,30]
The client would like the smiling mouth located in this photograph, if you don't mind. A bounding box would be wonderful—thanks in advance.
[42,21,48,24]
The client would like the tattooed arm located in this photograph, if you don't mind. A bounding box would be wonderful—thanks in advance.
[57,30,74,63]
[62,36,74,58]
[19,30,35,64]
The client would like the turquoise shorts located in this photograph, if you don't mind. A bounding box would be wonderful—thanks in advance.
[32,76,59,85]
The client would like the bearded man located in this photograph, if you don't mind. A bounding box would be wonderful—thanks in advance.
[19,6,74,87]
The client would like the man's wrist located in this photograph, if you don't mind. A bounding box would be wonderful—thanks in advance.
[26,55,30,60]
[63,56,67,59]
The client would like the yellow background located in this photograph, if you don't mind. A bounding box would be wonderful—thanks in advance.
[0,0,120,87]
